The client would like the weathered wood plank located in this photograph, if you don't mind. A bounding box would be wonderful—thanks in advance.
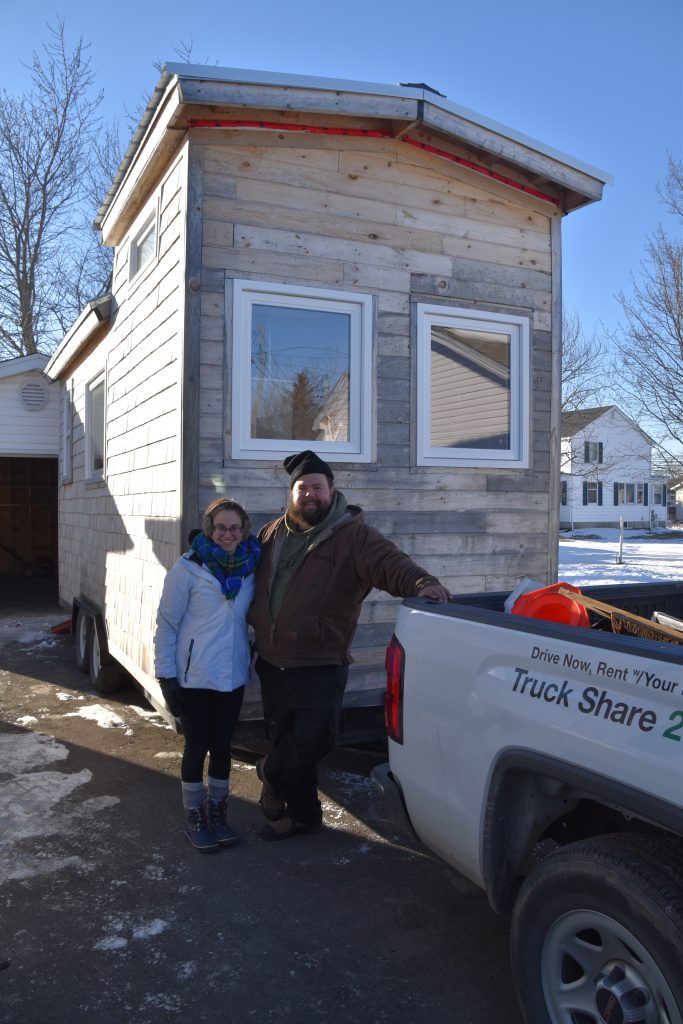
[232,224,452,274]
[202,194,447,256]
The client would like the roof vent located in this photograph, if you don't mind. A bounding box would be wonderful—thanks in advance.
[397,81,446,97]
[20,379,48,411]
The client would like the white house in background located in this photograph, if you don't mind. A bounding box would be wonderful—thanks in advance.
[560,405,667,530]
[0,353,60,576]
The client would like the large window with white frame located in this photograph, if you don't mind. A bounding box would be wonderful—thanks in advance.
[85,371,105,481]
[416,304,530,467]
[231,280,373,462]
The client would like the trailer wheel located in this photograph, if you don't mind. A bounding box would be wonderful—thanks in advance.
[74,609,92,673]
[88,622,121,694]
[510,835,683,1024]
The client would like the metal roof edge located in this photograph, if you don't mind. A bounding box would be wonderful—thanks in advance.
[95,62,613,233]
[45,295,112,380]
[165,63,613,186]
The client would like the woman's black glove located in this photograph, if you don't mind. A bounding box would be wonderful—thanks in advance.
[158,677,184,718]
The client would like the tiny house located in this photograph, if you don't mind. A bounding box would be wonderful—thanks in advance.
[46,65,610,731]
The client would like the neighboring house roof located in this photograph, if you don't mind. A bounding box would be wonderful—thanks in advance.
[561,405,653,445]
[95,64,613,244]
[561,406,615,436]
[0,352,49,380]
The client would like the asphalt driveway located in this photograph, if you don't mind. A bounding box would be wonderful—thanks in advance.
[0,589,522,1024]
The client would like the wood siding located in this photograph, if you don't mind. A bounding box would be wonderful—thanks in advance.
[195,131,557,700]
[57,150,188,683]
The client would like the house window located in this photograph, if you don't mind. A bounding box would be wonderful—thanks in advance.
[231,280,373,462]
[654,483,667,506]
[583,481,603,505]
[614,482,648,505]
[86,372,105,480]
[61,381,73,484]
[129,210,157,280]
[561,480,567,505]
[416,304,529,468]
[584,441,603,463]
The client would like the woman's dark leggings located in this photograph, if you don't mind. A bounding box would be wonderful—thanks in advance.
[179,687,245,783]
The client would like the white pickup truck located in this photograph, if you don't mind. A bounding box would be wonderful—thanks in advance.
[372,581,683,1024]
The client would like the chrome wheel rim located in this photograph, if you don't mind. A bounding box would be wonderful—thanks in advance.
[541,909,681,1024]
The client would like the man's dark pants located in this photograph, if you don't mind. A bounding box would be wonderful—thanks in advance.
[255,657,348,826]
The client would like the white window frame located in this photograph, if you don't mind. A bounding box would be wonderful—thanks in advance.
[129,205,158,281]
[586,481,600,505]
[231,279,373,462]
[585,441,602,463]
[85,370,106,482]
[61,380,73,484]
[416,303,530,468]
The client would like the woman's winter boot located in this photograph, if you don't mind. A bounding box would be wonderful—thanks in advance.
[183,801,220,852]
[206,795,239,846]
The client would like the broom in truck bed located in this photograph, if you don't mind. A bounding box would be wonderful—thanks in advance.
[556,588,683,644]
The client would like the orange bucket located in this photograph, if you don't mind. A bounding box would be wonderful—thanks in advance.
[511,582,590,628]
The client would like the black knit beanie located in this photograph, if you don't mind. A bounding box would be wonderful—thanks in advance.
[283,450,334,486]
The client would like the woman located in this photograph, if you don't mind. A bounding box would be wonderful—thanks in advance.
[154,498,260,852]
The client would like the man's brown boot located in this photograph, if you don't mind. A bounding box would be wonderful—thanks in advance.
[256,757,286,821]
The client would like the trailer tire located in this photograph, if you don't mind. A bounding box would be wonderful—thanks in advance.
[88,621,121,694]
[74,609,92,673]
[510,834,683,1024]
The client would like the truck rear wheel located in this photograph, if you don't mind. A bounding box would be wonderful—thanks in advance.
[74,609,92,673]
[88,621,122,694]
[510,835,683,1024]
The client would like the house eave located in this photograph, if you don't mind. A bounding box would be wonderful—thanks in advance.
[45,295,112,380]
[95,64,612,244]
[0,352,50,381]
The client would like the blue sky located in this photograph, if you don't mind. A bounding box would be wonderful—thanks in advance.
[3,0,682,339]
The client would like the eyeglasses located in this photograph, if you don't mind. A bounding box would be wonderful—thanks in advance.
[213,524,243,537]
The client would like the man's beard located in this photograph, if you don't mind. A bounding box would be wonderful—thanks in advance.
[288,495,332,529]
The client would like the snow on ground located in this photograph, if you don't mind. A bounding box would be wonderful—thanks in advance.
[558,528,683,587]
[0,731,119,883]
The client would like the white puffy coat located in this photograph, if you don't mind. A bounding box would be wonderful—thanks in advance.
[153,552,255,691]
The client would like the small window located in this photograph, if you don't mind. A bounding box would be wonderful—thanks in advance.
[654,483,667,506]
[129,211,157,280]
[416,304,530,467]
[583,481,603,506]
[86,372,105,480]
[231,280,373,462]
[584,441,603,463]
[61,381,73,484]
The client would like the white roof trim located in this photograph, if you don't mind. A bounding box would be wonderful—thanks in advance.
[0,352,49,380]
[45,296,112,380]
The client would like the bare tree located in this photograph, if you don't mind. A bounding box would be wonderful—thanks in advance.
[606,156,683,464]
[0,20,118,358]
[561,310,607,411]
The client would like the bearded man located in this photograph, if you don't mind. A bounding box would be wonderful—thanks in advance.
[248,450,450,840]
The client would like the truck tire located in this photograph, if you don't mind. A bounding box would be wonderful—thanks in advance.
[74,609,92,673]
[88,621,122,694]
[510,834,683,1024]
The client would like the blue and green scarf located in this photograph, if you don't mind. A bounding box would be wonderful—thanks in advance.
[191,532,261,601]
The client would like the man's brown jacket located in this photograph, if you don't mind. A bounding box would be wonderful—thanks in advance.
[248,505,440,668]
